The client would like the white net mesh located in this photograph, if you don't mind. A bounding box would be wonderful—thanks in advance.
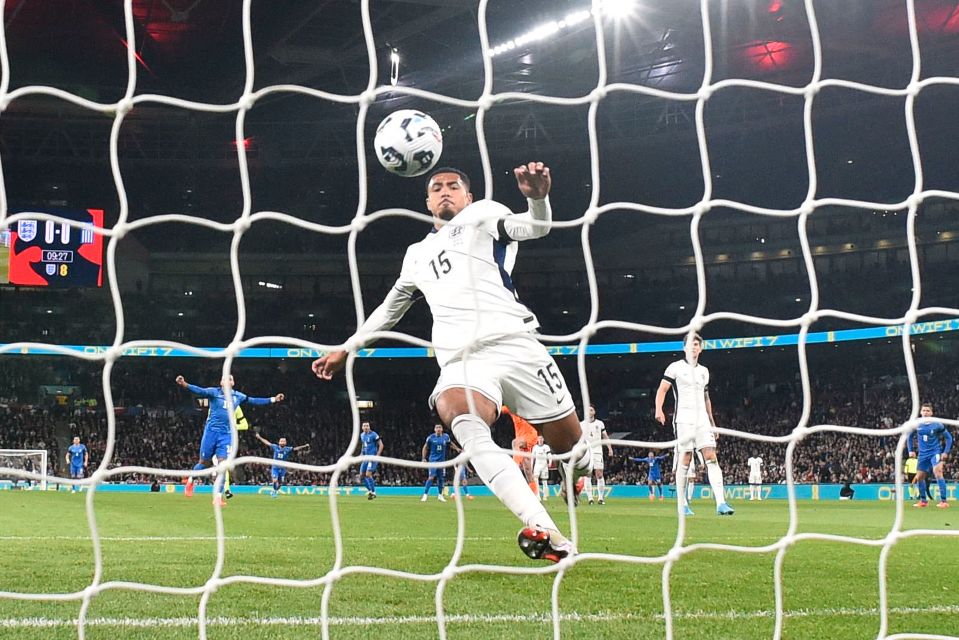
[1,0,958,639]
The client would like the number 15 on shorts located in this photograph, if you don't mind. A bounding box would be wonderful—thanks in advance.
[537,362,566,404]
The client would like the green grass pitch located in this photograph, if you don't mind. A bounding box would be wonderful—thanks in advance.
[1,492,957,639]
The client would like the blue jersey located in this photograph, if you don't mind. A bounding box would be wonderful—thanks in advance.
[360,431,381,456]
[270,443,294,462]
[68,444,87,465]
[426,433,451,462]
[909,421,953,458]
[185,384,273,433]
[634,455,667,476]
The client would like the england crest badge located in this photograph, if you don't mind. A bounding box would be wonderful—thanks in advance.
[17,220,37,242]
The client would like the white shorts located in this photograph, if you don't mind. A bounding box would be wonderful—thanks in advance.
[749,473,762,484]
[591,450,605,471]
[675,422,716,453]
[429,332,576,424]
[533,463,549,480]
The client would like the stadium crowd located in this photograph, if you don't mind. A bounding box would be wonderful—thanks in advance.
[2,355,955,489]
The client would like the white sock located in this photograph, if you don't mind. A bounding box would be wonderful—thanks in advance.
[706,459,726,506]
[583,477,593,500]
[597,478,606,500]
[451,414,558,531]
[677,464,689,507]
[541,479,549,499]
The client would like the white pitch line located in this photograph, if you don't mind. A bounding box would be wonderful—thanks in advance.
[3,605,959,629]
[0,536,250,542]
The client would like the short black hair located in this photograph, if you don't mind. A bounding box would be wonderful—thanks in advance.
[683,332,704,345]
[426,166,471,193]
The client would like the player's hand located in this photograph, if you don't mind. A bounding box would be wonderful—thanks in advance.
[175,375,186,387]
[312,351,347,380]
[908,451,916,458]
[274,393,285,403]
[514,162,551,200]
[654,408,666,425]
[940,453,948,462]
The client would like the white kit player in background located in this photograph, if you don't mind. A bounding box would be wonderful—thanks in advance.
[655,333,734,516]
[747,454,764,500]
[531,434,552,502]
[313,163,592,564]
[580,405,613,505]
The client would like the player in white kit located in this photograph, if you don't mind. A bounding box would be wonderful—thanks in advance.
[312,163,591,563]
[654,333,734,516]
[580,406,613,505]
[747,454,764,500]
[531,434,552,501]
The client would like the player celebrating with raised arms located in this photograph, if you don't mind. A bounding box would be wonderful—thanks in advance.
[633,450,669,501]
[654,334,734,516]
[909,402,953,508]
[357,421,384,500]
[254,431,310,498]
[313,162,592,563]
[176,374,284,506]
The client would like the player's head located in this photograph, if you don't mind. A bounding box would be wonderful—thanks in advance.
[537,434,544,445]
[279,437,287,446]
[426,167,473,223]
[648,450,656,458]
[920,402,933,417]
[361,421,371,432]
[683,332,704,359]
[220,374,235,388]
[434,424,443,435]
[588,405,596,420]
[72,436,80,445]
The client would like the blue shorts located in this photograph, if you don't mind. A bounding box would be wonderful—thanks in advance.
[199,429,231,461]
[648,472,662,483]
[917,454,942,474]
[272,467,287,481]
[360,461,379,475]
[428,465,446,480]
[70,464,83,478]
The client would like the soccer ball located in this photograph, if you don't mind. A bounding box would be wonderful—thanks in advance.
[373,109,443,177]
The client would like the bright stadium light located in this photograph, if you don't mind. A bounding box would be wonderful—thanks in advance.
[600,0,636,20]
[488,9,592,57]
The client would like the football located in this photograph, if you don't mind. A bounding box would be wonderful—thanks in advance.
[373,109,443,177]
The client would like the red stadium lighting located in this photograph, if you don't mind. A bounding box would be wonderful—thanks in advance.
[767,0,783,14]
[231,137,254,149]
[744,40,795,71]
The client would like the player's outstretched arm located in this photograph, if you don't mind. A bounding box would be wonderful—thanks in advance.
[293,444,311,452]
[313,273,419,380]
[254,432,272,447]
[501,162,553,241]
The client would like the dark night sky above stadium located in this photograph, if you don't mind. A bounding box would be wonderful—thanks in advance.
[1,0,958,254]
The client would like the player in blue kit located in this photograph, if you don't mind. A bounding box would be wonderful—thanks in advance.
[357,421,384,500]
[65,436,88,493]
[254,431,310,497]
[633,451,669,501]
[421,424,462,502]
[176,374,284,506]
[908,402,953,508]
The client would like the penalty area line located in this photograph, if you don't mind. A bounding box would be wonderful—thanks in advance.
[4,605,959,628]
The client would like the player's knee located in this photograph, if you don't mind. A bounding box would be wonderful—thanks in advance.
[435,389,497,426]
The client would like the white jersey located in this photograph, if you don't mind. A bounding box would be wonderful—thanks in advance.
[531,443,551,466]
[581,418,606,453]
[748,457,763,476]
[662,359,710,425]
[360,199,546,367]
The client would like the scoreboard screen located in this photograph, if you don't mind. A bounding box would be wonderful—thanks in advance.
[1,208,104,287]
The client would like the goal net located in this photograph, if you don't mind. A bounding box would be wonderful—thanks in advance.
[1,0,958,639]
[0,449,47,490]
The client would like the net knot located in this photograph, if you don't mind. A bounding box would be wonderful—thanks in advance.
[351,215,369,233]
[589,87,608,102]
[477,94,495,111]
[238,94,256,111]
[115,98,134,116]
[359,90,377,107]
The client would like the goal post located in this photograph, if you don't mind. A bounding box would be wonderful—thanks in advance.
[0,449,49,491]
